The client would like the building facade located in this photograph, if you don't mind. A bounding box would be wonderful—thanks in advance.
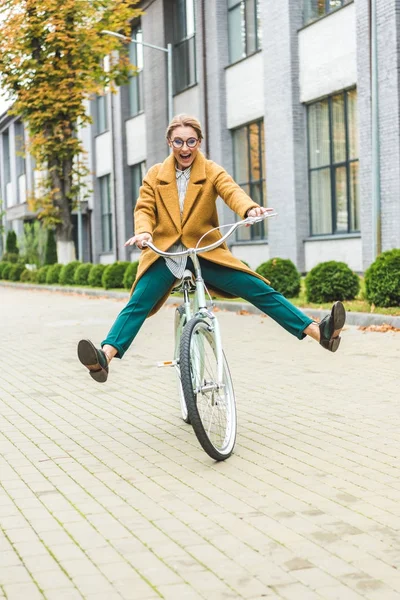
[1,0,400,271]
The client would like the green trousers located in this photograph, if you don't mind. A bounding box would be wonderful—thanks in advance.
[102,257,314,358]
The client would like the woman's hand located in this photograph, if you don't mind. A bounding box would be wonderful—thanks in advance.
[246,206,275,226]
[124,232,153,249]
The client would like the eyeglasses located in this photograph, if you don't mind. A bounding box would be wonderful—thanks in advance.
[170,137,199,149]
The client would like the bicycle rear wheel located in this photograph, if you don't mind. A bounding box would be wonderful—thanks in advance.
[174,305,190,423]
[179,317,236,461]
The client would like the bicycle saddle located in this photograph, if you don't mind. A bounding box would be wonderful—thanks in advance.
[171,270,197,293]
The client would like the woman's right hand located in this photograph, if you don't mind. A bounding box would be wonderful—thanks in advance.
[124,232,153,249]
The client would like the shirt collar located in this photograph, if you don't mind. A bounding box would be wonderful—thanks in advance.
[175,165,191,180]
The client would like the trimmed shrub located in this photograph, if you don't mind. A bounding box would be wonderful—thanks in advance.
[74,262,93,286]
[1,252,19,263]
[102,261,130,290]
[6,230,19,255]
[44,229,58,265]
[37,265,51,284]
[365,248,400,307]
[46,263,63,284]
[123,261,139,290]
[305,261,360,303]
[1,263,13,280]
[59,261,80,285]
[8,263,25,282]
[256,257,301,297]
[0,262,12,279]
[20,269,33,283]
[88,263,107,287]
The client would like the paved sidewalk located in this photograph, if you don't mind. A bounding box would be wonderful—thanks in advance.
[1,286,400,600]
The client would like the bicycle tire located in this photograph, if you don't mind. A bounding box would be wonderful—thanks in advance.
[174,305,190,423]
[179,317,236,461]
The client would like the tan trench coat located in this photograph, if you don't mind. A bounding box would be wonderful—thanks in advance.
[132,151,270,316]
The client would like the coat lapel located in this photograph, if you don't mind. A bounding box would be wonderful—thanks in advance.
[156,151,207,231]
[157,154,180,233]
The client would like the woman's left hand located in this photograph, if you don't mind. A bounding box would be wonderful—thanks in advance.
[246,206,275,225]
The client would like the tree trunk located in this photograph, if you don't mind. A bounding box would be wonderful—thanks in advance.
[49,156,76,264]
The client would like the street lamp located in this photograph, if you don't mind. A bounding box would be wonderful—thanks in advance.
[100,29,173,123]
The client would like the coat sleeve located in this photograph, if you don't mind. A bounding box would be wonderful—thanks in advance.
[212,167,260,219]
[134,165,160,235]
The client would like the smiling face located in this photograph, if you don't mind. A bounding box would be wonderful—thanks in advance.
[168,125,201,170]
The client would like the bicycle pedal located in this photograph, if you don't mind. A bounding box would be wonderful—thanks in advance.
[156,360,177,368]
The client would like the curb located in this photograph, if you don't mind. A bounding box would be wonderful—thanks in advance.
[1,280,400,328]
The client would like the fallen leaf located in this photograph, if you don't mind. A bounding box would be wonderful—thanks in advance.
[358,323,400,333]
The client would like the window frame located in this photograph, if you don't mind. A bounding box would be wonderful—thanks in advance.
[303,0,352,26]
[172,0,197,94]
[99,174,113,252]
[96,94,108,135]
[128,25,144,118]
[227,0,262,66]
[307,88,359,237]
[232,119,267,242]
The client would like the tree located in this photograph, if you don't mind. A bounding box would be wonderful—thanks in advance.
[6,230,19,255]
[0,0,141,261]
[44,228,58,265]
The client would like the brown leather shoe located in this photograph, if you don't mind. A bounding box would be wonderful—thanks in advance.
[319,301,346,352]
[77,339,109,383]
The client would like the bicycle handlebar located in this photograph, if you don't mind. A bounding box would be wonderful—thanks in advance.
[142,211,278,257]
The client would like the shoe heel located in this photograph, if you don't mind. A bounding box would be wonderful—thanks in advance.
[329,336,341,353]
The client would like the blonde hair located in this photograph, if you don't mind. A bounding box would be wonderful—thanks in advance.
[166,114,204,141]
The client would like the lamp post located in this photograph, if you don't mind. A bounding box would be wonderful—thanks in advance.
[370,0,381,260]
[100,29,173,123]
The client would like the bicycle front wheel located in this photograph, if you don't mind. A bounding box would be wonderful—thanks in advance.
[179,317,236,461]
[174,305,190,423]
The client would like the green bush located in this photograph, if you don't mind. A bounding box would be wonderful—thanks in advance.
[37,265,51,284]
[44,229,58,265]
[59,261,80,285]
[123,261,139,289]
[0,261,11,279]
[46,263,63,284]
[365,249,400,307]
[1,252,19,263]
[256,257,301,297]
[305,261,360,303]
[6,230,19,255]
[88,263,107,287]
[102,261,130,290]
[74,263,93,286]
[20,269,33,282]
[8,263,25,281]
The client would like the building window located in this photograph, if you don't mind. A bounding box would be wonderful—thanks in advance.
[304,0,350,24]
[96,94,108,134]
[15,121,26,177]
[2,130,11,184]
[228,0,262,65]
[129,26,144,117]
[173,0,196,94]
[131,162,146,217]
[100,175,113,252]
[308,88,359,235]
[232,120,266,241]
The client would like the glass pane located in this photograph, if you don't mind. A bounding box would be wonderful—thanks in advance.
[310,168,332,234]
[186,0,195,37]
[129,76,139,116]
[304,0,327,22]
[334,166,348,232]
[256,0,262,50]
[188,36,196,86]
[250,182,265,239]
[97,95,107,133]
[245,0,257,55]
[249,123,261,181]
[228,4,245,63]
[232,127,249,184]
[349,161,360,231]
[347,89,358,159]
[174,0,186,41]
[236,184,252,241]
[332,94,346,163]
[174,41,188,93]
[308,100,330,168]
[228,0,241,7]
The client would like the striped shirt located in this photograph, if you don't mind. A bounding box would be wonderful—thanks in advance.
[164,165,191,279]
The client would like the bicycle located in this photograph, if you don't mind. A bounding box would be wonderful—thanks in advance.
[143,211,277,461]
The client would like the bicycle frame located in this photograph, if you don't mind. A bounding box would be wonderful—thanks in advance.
[144,212,277,389]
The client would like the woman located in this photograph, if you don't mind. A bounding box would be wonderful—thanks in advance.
[78,114,346,383]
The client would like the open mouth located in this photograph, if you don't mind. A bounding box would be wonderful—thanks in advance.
[180,153,191,161]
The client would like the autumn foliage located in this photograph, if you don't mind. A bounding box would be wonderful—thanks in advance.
[0,0,141,246]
